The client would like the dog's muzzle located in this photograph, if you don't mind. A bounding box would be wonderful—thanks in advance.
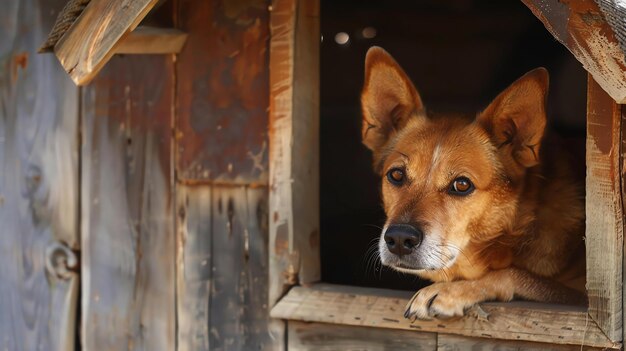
[383,224,424,257]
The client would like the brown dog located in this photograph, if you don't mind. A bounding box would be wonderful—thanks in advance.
[361,47,587,320]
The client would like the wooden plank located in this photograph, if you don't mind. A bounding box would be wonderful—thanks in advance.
[288,321,436,350]
[209,186,275,349]
[175,0,270,182]
[271,284,619,349]
[54,0,159,85]
[437,334,604,351]
[81,55,175,350]
[114,27,188,55]
[176,186,212,351]
[268,0,320,309]
[586,74,624,342]
[176,185,277,350]
[0,0,79,349]
[522,0,626,103]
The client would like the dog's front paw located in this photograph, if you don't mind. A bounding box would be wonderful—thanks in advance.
[404,282,481,321]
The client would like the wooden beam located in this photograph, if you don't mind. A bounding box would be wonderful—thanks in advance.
[522,0,626,103]
[114,27,187,55]
[586,74,624,342]
[268,0,321,306]
[53,0,159,85]
[271,284,619,349]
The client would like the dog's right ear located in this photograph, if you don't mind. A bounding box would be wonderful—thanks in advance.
[361,47,425,153]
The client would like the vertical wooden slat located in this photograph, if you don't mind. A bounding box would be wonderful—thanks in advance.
[0,0,79,349]
[176,186,212,351]
[176,185,274,350]
[209,186,273,350]
[586,74,623,341]
[268,0,320,307]
[81,55,175,350]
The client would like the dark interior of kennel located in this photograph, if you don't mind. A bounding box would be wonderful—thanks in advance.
[320,0,587,290]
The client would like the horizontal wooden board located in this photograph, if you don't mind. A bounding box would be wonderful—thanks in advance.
[288,321,436,350]
[114,26,187,54]
[437,334,604,351]
[271,284,619,349]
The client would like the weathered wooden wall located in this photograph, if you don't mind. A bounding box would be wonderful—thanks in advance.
[0,0,79,350]
[175,0,278,350]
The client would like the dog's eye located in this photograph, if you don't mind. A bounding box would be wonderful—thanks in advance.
[449,177,474,196]
[386,168,405,186]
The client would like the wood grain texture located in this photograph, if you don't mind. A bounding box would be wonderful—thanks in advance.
[586,74,623,342]
[437,334,604,351]
[288,321,436,351]
[271,284,619,349]
[175,0,270,182]
[0,0,79,349]
[114,26,188,55]
[522,0,626,103]
[54,0,159,85]
[595,0,626,57]
[268,0,320,309]
[176,186,212,351]
[176,185,275,350]
[81,55,175,350]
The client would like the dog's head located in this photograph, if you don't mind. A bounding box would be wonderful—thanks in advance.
[361,47,548,274]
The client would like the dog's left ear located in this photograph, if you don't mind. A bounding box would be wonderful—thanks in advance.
[477,68,548,169]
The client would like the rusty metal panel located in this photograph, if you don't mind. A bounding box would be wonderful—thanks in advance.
[176,0,270,183]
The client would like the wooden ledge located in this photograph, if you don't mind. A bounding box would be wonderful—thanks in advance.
[114,27,187,55]
[271,284,620,349]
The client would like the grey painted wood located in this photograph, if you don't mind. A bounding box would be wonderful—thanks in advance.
[0,0,79,350]
[176,186,212,351]
[288,322,436,351]
[177,186,274,350]
[177,185,277,350]
[80,55,175,351]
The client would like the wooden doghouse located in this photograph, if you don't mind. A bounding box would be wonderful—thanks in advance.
[1,0,626,350]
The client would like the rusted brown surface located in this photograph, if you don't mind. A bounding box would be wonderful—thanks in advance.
[585,74,624,342]
[523,0,626,103]
[176,0,270,182]
[81,55,176,350]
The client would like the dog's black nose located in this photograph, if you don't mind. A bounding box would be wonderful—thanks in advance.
[384,224,423,256]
